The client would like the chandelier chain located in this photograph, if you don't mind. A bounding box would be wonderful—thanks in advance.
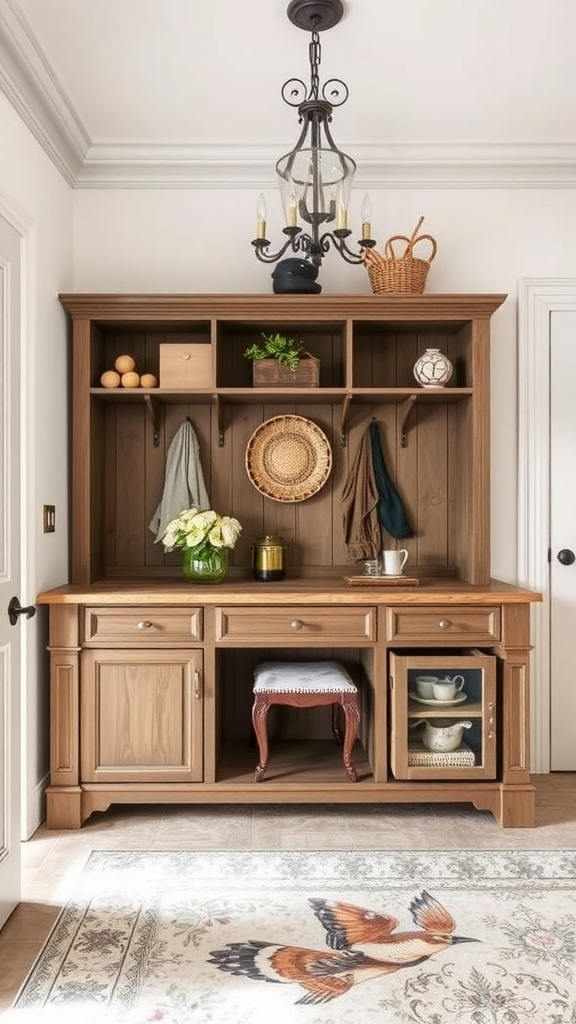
[308,22,321,101]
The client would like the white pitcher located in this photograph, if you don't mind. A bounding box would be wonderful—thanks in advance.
[411,718,472,752]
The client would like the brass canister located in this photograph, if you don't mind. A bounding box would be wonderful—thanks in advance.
[252,535,286,581]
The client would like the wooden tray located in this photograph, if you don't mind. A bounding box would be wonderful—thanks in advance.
[344,575,419,587]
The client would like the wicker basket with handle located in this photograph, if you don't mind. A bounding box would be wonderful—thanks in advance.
[362,216,437,295]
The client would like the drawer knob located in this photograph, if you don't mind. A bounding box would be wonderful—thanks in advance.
[438,619,452,629]
[137,620,152,630]
[291,619,303,630]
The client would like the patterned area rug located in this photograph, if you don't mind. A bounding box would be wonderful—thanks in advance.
[9,849,576,1024]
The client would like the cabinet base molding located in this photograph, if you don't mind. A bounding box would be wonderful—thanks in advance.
[45,787,84,831]
[42,780,536,831]
[498,785,538,829]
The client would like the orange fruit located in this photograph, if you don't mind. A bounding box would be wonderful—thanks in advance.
[100,370,121,388]
[115,354,136,373]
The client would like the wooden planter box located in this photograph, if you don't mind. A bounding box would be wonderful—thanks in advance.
[252,355,319,387]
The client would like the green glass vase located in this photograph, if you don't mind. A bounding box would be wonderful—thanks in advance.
[182,546,228,584]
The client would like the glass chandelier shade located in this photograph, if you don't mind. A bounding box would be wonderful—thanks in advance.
[276,107,356,233]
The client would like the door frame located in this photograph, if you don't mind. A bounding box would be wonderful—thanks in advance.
[0,190,33,836]
[518,278,576,774]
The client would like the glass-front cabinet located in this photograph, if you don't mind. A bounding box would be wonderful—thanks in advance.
[389,651,497,780]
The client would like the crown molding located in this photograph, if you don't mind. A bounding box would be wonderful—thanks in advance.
[74,140,576,189]
[0,0,89,184]
[2,2,576,190]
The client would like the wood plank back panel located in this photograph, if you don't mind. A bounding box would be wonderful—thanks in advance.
[98,398,470,577]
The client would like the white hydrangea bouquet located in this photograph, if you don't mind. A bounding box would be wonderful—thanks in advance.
[161,507,242,556]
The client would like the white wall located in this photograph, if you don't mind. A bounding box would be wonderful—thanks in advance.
[0,91,73,835]
[72,184,576,583]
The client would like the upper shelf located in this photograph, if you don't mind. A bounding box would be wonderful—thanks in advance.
[89,386,473,403]
[60,292,508,324]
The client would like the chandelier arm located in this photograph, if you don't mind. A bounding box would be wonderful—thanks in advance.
[320,231,377,265]
[319,231,360,265]
[252,229,304,264]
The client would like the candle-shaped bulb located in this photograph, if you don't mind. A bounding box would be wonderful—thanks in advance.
[256,193,267,239]
[361,194,372,239]
[286,189,297,228]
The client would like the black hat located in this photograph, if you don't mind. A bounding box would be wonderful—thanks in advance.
[271,258,322,294]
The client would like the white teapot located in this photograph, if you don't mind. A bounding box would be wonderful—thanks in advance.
[411,718,472,752]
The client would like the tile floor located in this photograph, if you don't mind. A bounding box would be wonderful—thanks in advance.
[1,773,575,1010]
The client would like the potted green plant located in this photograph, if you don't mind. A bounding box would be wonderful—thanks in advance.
[243,332,319,387]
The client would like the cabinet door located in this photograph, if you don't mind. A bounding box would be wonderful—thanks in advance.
[81,649,203,782]
[389,651,496,780]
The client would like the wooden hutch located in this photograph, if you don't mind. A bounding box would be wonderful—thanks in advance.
[38,293,541,829]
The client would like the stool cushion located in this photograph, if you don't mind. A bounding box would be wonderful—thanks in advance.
[253,660,357,695]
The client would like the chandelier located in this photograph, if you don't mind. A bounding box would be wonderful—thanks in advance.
[251,0,376,277]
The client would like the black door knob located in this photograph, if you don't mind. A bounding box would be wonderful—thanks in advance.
[557,548,576,566]
[7,596,36,626]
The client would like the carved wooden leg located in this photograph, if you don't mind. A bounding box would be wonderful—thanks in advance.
[252,696,270,782]
[331,703,343,745]
[341,696,360,782]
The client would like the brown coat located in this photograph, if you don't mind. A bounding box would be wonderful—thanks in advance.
[342,428,381,561]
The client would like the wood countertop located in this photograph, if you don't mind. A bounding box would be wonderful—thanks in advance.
[37,576,542,606]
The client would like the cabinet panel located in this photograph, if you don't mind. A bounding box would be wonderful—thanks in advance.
[80,648,203,782]
[83,606,203,645]
[389,651,496,780]
[215,606,376,644]
[386,606,500,644]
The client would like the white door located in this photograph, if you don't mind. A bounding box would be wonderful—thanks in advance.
[550,309,576,770]
[0,213,22,928]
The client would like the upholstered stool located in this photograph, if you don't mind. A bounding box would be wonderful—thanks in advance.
[251,660,360,783]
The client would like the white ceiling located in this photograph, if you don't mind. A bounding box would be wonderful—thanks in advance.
[1,0,576,187]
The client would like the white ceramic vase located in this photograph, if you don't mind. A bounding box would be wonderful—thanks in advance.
[413,347,453,388]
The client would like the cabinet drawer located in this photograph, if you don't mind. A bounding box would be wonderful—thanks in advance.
[386,606,500,645]
[216,606,376,644]
[83,606,203,646]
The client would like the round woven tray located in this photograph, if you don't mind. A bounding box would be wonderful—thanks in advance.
[245,415,332,503]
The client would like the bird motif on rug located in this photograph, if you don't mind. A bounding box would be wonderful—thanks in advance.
[208,889,479,1005]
